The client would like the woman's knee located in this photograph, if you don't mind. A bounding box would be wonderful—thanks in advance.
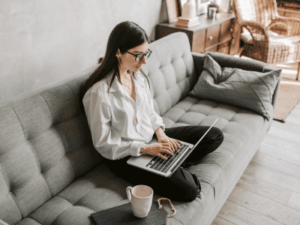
[205,127,224,144]
[167,170,199,202]
[180,185,198,202]
[212,127,224,142]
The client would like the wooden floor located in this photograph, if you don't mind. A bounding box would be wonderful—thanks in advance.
[212,63,300,225]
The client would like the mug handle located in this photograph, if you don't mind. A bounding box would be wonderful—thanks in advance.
[126,186,132,202]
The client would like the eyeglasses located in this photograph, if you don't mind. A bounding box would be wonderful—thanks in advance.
[126,49,152,62]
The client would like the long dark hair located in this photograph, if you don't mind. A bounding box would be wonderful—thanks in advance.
[79,21,151,106]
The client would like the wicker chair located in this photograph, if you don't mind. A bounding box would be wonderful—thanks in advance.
[232,0,300,80]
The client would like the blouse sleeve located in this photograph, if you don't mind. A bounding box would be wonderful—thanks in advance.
[145,79,165,132]
[83,91,145,160]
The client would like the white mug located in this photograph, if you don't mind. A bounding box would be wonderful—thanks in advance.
[126,185,153,218]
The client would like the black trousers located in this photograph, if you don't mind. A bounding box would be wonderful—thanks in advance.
[104,126,224,202]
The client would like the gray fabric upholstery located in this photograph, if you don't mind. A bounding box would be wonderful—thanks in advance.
[161,96,272,224]
[264,65,282,110]
[0,73,102,224]
[190,55,281,120]
[16,218,41,225]
[29,164,129,225]
[142,32,198,116]
[191,53,282,113]
[191,52,266,85]
[207,52,266,72]
[0,32,280,225]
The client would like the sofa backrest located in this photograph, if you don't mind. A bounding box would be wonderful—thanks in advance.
[0,66,102,224]
[143,32,197,116]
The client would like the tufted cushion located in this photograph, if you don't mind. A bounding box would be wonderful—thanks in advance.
[0,67,102,224]
[160,95,272,224]
[27,163,130,225]
[16,95,271,225]
[142,32,198,116]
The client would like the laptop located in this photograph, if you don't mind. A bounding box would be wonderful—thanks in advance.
[127,118,218,177]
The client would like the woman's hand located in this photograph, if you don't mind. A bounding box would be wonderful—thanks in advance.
[155,127,182,154]
[157,133,182,153]
[140,143,174,160]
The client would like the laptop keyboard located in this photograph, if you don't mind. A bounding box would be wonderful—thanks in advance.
[145,144,190,173]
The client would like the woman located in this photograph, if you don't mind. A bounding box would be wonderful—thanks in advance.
[80,21,224,202]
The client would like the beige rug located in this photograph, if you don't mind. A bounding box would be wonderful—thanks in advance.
[274,79,300,122]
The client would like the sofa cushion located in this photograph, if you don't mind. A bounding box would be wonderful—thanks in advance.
[190,55,281,120]
[160,95,272,224]
[16,218,41,225]
[0,67,102,224]
[142,32,198,116]
[26,163,129,225]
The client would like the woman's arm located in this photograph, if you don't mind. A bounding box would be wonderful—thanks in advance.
[83,91,145,160]
[155,126,165,138]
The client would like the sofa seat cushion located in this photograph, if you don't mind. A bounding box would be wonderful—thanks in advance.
[24,163,129,225]
[25,162,188,225]
[160,95,272,224]
[16,218,41,225]
[162,95,270,190]
[162,95,267,130]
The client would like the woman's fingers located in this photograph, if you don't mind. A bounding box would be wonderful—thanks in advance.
[158,149,173,160]
[173,140,178,152]
[169,142,175,153]
[163,139,177,152]
[168,140,175,152]
[176,140,183,145]
[162,142,171,147]
[165,146,174,154]
[159,140,182,153]
[161,143,172,151]
[158,153,168,160]
[169,139,178,153]
[148,139,185,160]
[172,140,180,152]
[175,141,181,152]
[163,149,174,156]
[161,140,178,153]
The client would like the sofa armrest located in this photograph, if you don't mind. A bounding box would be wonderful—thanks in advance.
[208,52,266,72]
[192,52,266,76]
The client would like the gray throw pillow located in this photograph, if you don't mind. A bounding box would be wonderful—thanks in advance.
[190,55,281,120]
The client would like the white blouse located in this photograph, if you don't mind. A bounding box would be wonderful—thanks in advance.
[83,71,165,160]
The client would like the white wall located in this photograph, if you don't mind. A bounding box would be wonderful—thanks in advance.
[0,0,163,103]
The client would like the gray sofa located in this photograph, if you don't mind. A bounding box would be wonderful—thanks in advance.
[0,32,280,225]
